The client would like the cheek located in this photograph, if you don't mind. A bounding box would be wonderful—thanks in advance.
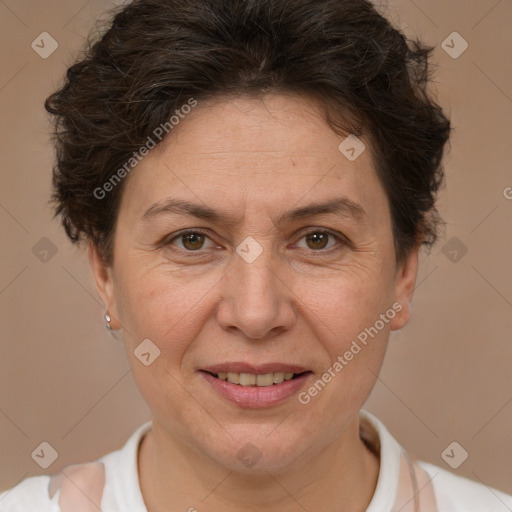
[113,263,222,360]
[292,264,395,408]
[296,265,396,349]
[298,288,391,424]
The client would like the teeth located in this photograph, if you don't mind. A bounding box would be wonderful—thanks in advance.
[239,373,256,386]
[216,371,299,386]
[273,372,285,384]
[227,372,239,384]
[256,373,274,387]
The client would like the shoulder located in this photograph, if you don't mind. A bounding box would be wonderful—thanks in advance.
[0,461,106,512]
[0,422,151,511]
[419,461,512,512]
[0,474,57,512]
[359,409,512,512]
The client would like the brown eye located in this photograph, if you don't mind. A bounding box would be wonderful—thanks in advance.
[181,232,206,251]
[296,230,342,252]
[305,232,330,250]
[165,230,215,252]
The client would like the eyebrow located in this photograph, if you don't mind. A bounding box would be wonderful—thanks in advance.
[140,196,366,227]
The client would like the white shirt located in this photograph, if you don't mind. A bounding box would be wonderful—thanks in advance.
[1,409,511,511]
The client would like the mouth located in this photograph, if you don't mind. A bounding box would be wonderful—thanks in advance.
[204,371,307,386]
[199,363,313,408]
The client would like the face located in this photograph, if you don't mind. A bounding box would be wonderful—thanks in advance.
[89,93,418,473]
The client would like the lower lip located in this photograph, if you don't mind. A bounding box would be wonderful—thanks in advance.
[201,371,312,408]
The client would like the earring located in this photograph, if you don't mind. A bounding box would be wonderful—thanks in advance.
[104,312,113,330]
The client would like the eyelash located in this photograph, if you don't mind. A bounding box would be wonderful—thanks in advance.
[162,228,349,256]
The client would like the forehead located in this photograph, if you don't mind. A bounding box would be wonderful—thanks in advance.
[153,93,370,168]
[119,93,386,222]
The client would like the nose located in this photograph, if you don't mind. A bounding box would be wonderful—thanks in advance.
[216,247,297,340]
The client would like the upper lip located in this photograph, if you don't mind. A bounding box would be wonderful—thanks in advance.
[201,362,309,374]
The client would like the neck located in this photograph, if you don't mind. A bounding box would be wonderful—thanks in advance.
[138,415,380,511]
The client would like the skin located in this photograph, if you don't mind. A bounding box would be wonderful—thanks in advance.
[89,92,420,511]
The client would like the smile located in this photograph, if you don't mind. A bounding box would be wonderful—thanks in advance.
[210,371,299,386]
[199,364,313,408]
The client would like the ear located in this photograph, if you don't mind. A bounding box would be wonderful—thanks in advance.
[87,241,121,330]
[389,244,420,331]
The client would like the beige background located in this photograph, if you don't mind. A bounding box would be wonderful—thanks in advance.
[1,0,511,498]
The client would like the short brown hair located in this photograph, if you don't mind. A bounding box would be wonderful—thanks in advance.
[45,0,451,266]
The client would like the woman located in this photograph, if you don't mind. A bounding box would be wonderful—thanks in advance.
[1,0,511,510]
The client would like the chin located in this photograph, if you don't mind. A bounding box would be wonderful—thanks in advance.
[202,427,313,474]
